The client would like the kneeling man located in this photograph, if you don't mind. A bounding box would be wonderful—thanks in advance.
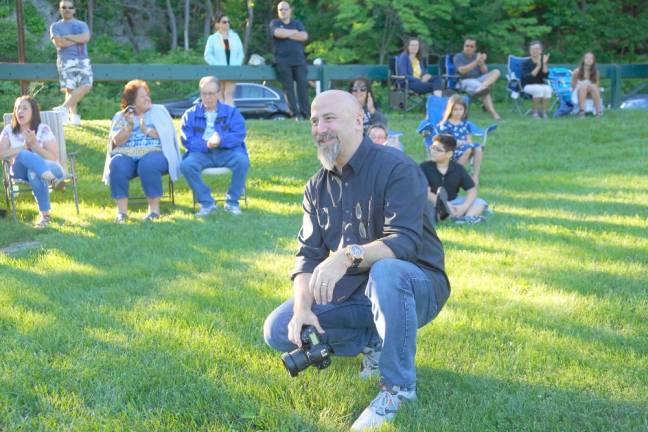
[180,76,249,216]
[263,90,450,430]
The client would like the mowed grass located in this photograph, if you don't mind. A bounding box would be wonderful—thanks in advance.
[1,105,647,431]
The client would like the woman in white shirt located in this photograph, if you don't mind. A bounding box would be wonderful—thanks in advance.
[204,13,244,105]
[0,96,65,227]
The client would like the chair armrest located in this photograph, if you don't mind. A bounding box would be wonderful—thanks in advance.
[391,74,407,80]
[67,151,79,159]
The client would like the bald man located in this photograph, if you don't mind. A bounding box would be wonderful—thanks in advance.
[263,90,450,431]
[269,1,310,119]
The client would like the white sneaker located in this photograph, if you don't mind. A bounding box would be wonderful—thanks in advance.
[69,114,81,126]
[224,203,242,216]
[359,346,381,379]
[195,203,218,217]
[350,384,416,431]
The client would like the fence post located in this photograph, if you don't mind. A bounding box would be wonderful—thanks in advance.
[610,64,622,108]
[320,65,331,91]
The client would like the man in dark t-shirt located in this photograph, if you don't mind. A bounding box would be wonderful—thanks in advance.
[269,1,310,119]
[420,134,488,224]
[453,37,501,120]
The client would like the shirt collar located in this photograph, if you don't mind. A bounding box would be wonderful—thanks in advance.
[344,137,372,175]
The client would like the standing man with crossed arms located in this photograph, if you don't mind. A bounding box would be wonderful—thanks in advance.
[269,1,310,121]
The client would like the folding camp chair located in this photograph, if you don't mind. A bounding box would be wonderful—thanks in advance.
[388,56,427,112]
[416,95,497,157]
[506,55,532,115]
[2,111,79,221]
[442,54,462,92]
[548,67,573,113]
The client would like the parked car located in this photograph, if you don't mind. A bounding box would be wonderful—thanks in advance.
[620,94,648,110]
[161,82,292,119]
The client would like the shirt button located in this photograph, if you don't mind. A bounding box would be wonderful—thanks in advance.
[344,182,349,187]
[345,210,350,214]
[346,237,351,242]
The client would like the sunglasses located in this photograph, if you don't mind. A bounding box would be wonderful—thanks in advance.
[351,87,368,92]
[60,6,74,10]
[464,44,475,48]
[220,20,229,24]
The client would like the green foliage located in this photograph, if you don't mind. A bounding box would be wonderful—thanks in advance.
[0,111,647,430]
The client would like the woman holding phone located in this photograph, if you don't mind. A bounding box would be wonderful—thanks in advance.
[103,80,181,223]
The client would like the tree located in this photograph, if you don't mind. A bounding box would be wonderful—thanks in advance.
[165,0,178,50]
[183,0,190,50]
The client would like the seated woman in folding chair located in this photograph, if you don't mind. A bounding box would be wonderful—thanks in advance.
[348,76,388,134]
[103,80,181,223]
[0,96,66,228]
[396,37,443,97]
[521,41,553,119]
[571,52,603,118]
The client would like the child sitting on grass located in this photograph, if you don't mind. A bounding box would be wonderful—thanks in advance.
[438,94,483,185]
[420,134,488,224]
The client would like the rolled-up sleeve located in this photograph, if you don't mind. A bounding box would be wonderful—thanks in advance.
[379,161,426,261]
[292,181,329,279]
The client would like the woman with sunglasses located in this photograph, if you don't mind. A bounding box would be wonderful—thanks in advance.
[204,12,244,105]
[347,77,387,134]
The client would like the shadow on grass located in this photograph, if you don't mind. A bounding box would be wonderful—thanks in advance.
[396,368,647,431]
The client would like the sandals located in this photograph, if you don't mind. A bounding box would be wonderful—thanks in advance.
[35,215,51,229]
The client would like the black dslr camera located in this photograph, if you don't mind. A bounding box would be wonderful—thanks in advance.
[281,325,334,377]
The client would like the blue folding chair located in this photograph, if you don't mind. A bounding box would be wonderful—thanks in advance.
[548,67,574,114]
[416,95,497,157]
[443,54,462,92]
[506,55,532,114]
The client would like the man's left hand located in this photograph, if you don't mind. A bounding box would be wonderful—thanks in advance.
[309,250,350,305]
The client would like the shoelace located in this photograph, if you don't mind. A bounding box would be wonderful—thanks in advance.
[369,387,400,415]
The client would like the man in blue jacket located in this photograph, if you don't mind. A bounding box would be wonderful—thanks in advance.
[180,76,249,216]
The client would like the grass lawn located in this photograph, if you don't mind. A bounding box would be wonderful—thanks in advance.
[1,105,646,431]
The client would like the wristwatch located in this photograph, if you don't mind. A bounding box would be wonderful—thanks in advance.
[345,244,364,270]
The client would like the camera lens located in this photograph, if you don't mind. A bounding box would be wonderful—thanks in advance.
[281,349,310,377]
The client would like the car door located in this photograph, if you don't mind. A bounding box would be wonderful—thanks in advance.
[234,83,278,118]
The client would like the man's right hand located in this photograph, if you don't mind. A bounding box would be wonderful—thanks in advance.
[288,308,324,347]
[207,132,221,149]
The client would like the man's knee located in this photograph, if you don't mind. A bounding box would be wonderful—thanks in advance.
[367,258,407,299]
[490,69,501,80]
[230,153,250,170]
[263,310,293,352]
[180,156,201,175]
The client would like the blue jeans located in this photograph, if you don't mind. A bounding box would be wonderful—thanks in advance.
[180,149,249,207]
[11,150,64,212]
[109,151,169,199]
[263,258,449,389]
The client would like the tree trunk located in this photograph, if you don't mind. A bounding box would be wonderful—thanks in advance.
[243,0,254,61]
[86,0,94,33]
[183,0,190,51]
[204,0,213,39]
[165,0,178,50]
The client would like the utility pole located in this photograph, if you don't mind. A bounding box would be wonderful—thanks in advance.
[15,0,28,95]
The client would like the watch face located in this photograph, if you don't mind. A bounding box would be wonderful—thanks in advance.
[351,245,363,259]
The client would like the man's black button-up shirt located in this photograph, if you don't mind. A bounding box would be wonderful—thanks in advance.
[293,137,448,302]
